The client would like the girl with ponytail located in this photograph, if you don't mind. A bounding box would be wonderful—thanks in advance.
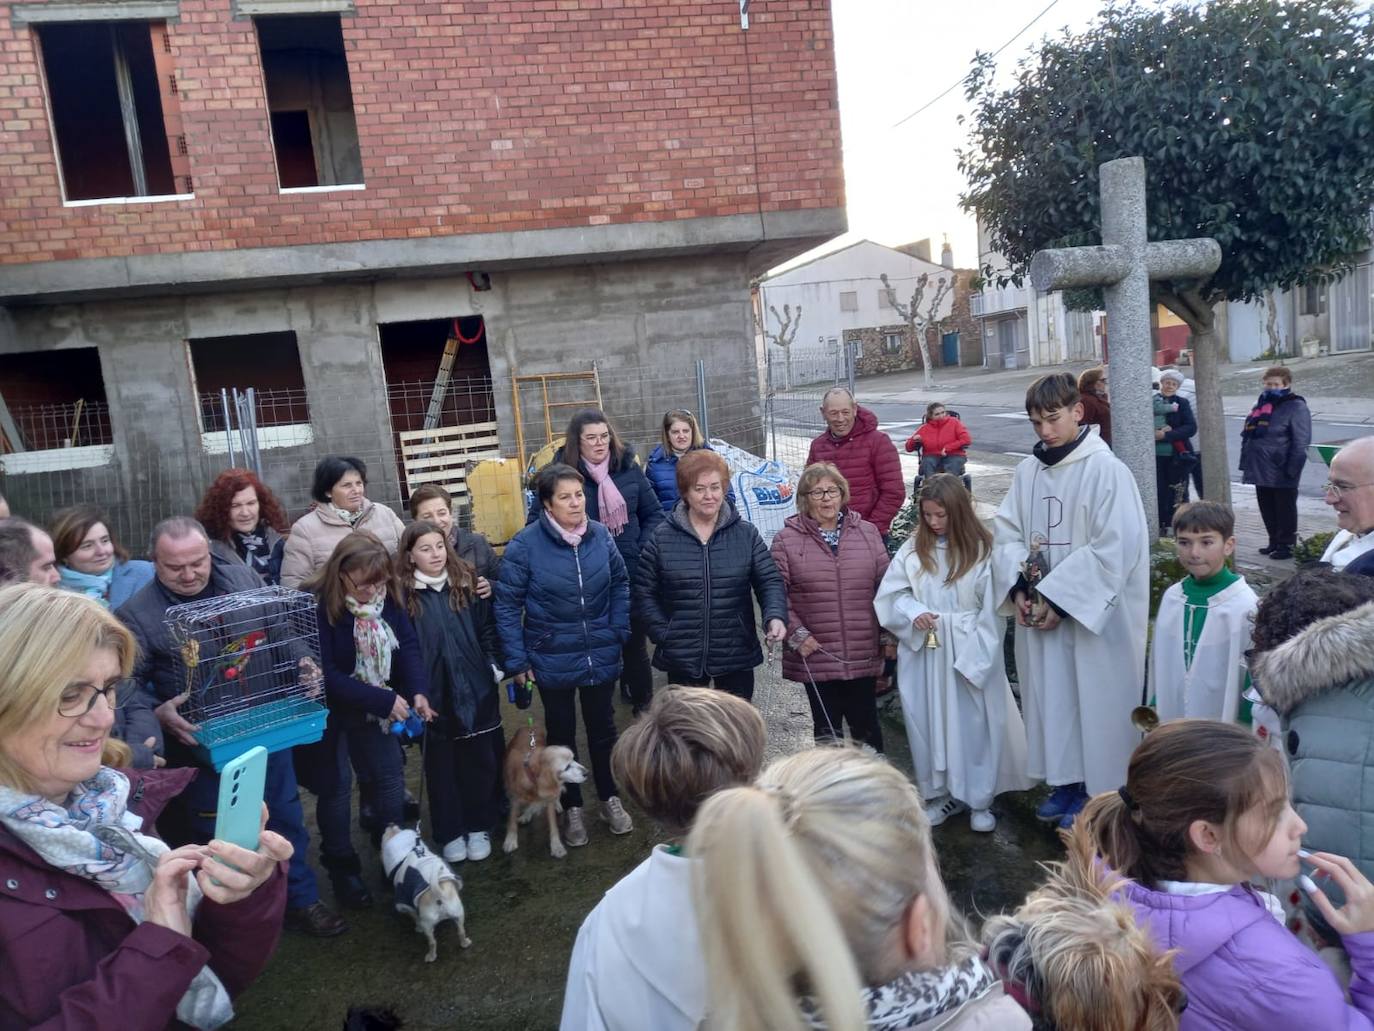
[1084,719,1374,1029]
[687,748,1030,1031]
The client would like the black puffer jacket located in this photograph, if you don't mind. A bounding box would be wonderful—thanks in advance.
[634,502,788,678]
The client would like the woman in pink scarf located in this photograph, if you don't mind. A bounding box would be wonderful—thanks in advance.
[535,410,664,715]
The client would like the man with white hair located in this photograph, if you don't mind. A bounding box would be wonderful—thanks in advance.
[806,386,904,540]
[1321,435,1374,576]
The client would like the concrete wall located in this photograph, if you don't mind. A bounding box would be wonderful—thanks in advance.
[0,251,760,549]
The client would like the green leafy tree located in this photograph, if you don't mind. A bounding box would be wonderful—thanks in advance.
[959,0,1374,503]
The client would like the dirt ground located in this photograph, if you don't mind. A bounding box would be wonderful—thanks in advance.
[232,686,1061,1031]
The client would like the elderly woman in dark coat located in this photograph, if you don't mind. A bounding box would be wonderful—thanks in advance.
[1239,364,1312,560]
[634,449,787,703]
[498,464,633,848]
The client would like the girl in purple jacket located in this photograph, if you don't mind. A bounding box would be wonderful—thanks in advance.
[1084,719,1374,1030]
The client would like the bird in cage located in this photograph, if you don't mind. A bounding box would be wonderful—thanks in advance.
[166,586,328,770]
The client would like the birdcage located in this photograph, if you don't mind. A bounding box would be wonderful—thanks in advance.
[165,586,328,771]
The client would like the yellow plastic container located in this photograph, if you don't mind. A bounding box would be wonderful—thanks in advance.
[467,458,527,546]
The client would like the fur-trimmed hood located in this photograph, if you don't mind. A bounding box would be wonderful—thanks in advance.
[1252,601,1374,714]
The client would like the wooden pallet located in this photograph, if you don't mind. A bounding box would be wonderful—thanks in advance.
[398,420,502,498]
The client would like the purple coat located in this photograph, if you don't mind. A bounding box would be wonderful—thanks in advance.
[1125,880,1374,1029]
[0,767,288,1030]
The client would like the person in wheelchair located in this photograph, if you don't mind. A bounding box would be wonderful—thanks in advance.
[905,402,972,493]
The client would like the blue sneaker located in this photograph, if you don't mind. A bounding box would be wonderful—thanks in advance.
[1035,783,1086,823]
[1057,791,1090,830]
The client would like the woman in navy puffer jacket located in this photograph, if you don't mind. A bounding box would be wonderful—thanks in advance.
[530,408,662,713]
[498,464,634,844]
[645,409,735,513]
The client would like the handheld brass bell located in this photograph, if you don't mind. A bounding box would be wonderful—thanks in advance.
[1131,705,1160,734]
[923,625,941,650]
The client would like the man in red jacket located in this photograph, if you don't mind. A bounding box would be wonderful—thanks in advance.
[806,387,905,540]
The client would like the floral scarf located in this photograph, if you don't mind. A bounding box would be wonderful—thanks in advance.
[583,456,628,536]
[58,565,115,608]
[345,593,397,689]
[328,502,364,527]
[0,768,233,1028]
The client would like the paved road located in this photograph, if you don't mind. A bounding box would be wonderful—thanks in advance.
[856,400,1349,500]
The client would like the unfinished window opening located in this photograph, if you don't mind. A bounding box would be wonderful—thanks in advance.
[0,348,115,473]
[188,331,313,453]
[36,21,188,202]
[380,317,497,506]
[255,14,363,189]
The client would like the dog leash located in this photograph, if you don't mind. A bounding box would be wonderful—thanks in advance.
[412,715,429,837]
[799,651,840,743]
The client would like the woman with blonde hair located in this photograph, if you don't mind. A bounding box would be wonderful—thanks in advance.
[0,583,290,1029]
[561,686,767,1031]
[875,474,1030,832]
[688,747,1029,1031]
[770,462,889,750]
[645,408,735,513]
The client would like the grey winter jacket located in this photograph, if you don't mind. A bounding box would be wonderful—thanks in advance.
[1238,391,1312,489]
[1253,601,1374,884]
[633,502,787,678]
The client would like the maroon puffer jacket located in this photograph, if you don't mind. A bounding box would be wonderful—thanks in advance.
[805,407,905,535]
[770,510,889,683]
[0,766,288,1031]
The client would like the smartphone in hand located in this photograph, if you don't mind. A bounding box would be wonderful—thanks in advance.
[213,745,267,867]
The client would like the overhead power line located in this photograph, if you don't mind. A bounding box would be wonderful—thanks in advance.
[890,0,1063,129]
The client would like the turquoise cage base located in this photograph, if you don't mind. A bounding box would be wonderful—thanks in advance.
[194,698,328,771]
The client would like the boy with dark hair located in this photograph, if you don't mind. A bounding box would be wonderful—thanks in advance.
[1150,501,1258,725]
[993,373,1150,828]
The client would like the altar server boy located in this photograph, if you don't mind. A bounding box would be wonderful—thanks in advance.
[1150,501,1258,724]
[993,373,1150,829]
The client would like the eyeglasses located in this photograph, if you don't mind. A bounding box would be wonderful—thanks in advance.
[344,575,387,595]
[1323,481,1374,499]
[806,487,842,500]
[58,681,129,718]
[580,432,611,445]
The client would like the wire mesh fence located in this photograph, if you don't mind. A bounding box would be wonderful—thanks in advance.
[3,399,115,451]
[0,347,857,557]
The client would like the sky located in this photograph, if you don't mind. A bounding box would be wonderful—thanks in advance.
[773,0,1111,274]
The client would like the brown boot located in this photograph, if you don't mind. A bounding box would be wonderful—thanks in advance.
[285,900,348,937]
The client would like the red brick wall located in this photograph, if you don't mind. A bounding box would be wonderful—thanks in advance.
[0,0,843,265]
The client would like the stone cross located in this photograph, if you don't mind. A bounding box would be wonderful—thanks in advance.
[1029,156,1221,542]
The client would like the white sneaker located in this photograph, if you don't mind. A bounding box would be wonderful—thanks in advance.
[970,809,996,833]
[603,796,634,835]
[924,796,968,827]
[442,837,467,863]
[465,832,491,861]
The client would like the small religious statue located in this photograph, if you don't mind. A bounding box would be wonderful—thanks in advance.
[1021,538,1052,627]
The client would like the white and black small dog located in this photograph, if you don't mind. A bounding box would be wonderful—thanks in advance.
[380,825,472,962]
